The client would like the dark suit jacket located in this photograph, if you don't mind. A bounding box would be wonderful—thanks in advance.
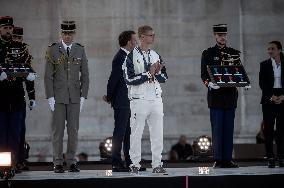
[259,58,284,104]
[107,49,129,109]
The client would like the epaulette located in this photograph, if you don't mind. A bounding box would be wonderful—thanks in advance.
[75,43,84,47]
[228,47,241,54]
[205,47,214,51]
[48,43,57,47]
[12,40,24,47]
[202,47,211,53]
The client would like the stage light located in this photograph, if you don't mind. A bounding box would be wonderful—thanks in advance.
[0,152,15,180]
[99,137,112,160]
[193,135,213,161]
[105,138,112,152]
[197,136,212,153]
[0,152,12,167]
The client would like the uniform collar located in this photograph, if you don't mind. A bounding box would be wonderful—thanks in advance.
[61,40,72,50]
[215,44,227,50]
[0,37,12,45]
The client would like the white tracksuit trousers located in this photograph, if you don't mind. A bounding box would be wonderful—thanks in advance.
[129,97,164,169]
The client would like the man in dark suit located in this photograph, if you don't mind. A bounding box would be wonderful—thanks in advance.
[201,24,241,168]
[259,41,284,168]
[103,30,137,172]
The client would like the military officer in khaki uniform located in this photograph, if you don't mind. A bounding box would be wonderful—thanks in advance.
[44,21,89,173]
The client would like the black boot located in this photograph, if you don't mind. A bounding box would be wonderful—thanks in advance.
[278,159,284,167]
[213,161,222,168]
[267,158,275,168]
[54,165,64,173]
[221,161,239,168]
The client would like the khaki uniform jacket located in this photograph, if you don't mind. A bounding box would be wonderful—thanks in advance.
[44,42,89,104]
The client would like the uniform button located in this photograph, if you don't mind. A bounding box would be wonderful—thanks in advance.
[68,61,70,64]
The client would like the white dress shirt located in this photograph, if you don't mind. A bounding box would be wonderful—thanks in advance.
[62,40,73,51]
[271,58,282,88]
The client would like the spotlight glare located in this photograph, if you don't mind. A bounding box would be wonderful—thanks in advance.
[0,152,11,167]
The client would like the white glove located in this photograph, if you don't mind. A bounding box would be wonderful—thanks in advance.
[29,100,36,110]
[208,82,220,90]
[0,72,7,81]
[48,97,55,111]
[26,73,36,81]
[80,97,85,112]
[244,85,251,90]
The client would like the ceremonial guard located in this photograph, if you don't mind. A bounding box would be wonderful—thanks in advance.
[0,16,36,171]
[12,26,36,170]
[44,21,89,173]
[201,24,242,168]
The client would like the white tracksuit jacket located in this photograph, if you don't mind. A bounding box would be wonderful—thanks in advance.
[123,46,168,168]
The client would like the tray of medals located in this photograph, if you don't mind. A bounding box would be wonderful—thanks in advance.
[207,65,250,87]
[0,63,35,77]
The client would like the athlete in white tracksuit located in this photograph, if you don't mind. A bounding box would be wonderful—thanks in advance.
[123,25,168,172]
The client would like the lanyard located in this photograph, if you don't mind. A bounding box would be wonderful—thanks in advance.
[137,46,151,69]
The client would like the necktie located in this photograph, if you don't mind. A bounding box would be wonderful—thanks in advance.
[67,47,70,57]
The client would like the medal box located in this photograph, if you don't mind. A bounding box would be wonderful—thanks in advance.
[207,65,250,87]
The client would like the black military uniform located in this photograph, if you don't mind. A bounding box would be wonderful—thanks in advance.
[12,26,35,170]
[0,16,35,169]
[201,45,240,109]
[201,24,240,168]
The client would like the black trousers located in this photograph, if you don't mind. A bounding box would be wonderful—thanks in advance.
[262,103,284,159]
[18,105,26,163]
[210,108,235,161]
[112,108,131,167]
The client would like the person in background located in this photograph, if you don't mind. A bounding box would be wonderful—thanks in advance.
[256,120,266,144]
[171,135,193,160]
[77,152,88,162]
